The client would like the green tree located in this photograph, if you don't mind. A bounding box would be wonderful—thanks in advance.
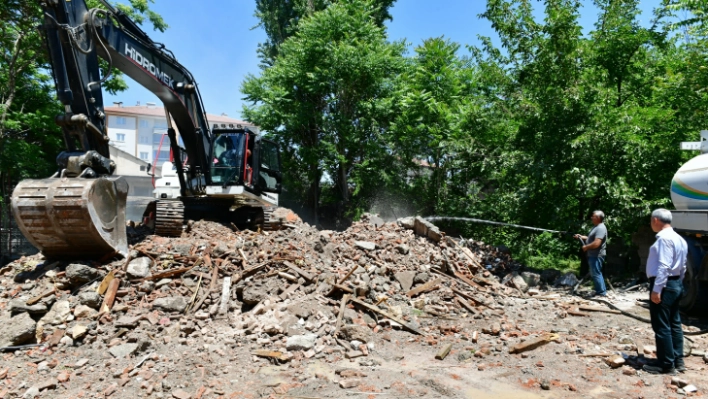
[254,0,396,66]
[388,37,476,215]
[243,0,405,224]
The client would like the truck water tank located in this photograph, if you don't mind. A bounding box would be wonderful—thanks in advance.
[671,153,708,210]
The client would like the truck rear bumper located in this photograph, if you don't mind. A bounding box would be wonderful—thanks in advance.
[672,210,708,234]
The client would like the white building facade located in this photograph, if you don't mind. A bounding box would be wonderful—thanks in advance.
[105,102,258,169]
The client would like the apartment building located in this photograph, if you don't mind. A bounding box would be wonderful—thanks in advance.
[104,102,258,169]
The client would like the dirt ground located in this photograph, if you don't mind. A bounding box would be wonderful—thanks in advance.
[1,212,707,399]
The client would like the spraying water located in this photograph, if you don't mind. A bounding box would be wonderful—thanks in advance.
[423,216,573,236]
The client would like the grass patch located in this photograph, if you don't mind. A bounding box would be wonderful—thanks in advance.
[520,253,581,275]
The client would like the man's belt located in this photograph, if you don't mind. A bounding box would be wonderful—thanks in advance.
[648,275,681,281]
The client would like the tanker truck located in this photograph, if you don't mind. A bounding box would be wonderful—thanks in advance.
[668,130,708,312]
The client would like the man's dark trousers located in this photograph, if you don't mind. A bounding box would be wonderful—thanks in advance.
[648,277,684,369]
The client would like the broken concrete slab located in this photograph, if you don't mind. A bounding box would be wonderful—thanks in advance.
[71,325,88,340]
[0,312,37,347]
[115,316,141,328]
[74,305,97,319]
[354,241,376,251]
[78,291,101,308]
[65,264,100,284]
[152,297,189,313]
[9,300,48,314]
[395,271,416,292]
[339,324,371,342]
[606,356,625,368]
[109,343,139,358]
[286,334,317,351]
[126,257,152,279]
[39,300,71,326]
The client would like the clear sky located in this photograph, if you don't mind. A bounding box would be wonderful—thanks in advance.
[104,0,664,120]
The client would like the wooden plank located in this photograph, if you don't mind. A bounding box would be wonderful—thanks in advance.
[332,283,353,294]
[334,294,351,337]
[278,272,298,282]
[435,344,453,360]
[238,248,249,265]
[328,265,359,296]
[568,308,591,317]
[472,276,498,287]
[138,265,196,281]
[208,266,219,291]
[407,278,443,298]
[453,272,484,290]
[218,277,232,315]
[337,265,359,284]
[349,297,425,336]
[283,260,314,282]
[243,261,269,275]
[455,297,479,315]
[26,289,55,306]
[99,278,121,314]
[279,283,301,300]
[96,270,116,295]
[252,350,289,362]
[578,305,621,314]
[509,333,558,354]
[451,287,499,313]
[187,273,203,313]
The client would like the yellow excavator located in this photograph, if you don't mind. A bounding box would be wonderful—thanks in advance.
[12,0,282,259]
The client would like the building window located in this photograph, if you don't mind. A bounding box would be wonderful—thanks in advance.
[140,120,149,128]
[139,135,149,144]
[140,165,147,172]
[153,133,170,146]
[116,117,126,125]
[139,152,149,160]
[116,133,126,142]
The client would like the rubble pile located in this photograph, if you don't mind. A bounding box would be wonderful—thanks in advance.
[0,212,549,356]
[1,210,707,398]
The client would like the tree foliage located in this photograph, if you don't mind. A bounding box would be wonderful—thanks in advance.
[253,0,396,66]
[246,0,708,264]
[243,0,405,223]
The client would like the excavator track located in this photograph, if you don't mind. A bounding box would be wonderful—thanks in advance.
[154,200,185,237]
[262,207,283,231]
[11,177,128,259]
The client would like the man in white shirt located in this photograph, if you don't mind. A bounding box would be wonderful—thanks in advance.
[643,209,687,375]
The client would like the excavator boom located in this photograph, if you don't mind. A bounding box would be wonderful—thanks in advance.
[13,0,282,259]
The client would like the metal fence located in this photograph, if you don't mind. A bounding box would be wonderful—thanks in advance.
[1,194,38,264]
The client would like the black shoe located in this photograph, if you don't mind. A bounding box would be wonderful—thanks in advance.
[643,364,677,375]
[675,362,686,373]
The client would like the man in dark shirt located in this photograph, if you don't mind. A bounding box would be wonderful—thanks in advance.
[574,210,608,297]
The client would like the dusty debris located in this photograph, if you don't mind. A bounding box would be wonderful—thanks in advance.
[2,210,701,399]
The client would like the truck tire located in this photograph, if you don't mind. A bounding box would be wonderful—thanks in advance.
[681,253,708,315]
[680,255,698,312]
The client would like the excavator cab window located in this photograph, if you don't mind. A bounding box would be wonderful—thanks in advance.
[211,133,244,185]
[257,139,282,193]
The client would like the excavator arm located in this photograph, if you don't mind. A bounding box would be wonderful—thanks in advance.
[12,0,215,259]
[12,0,283,259]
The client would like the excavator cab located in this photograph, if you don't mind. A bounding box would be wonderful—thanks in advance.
[211,133,245,187]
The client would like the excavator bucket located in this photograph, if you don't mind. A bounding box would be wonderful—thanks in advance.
[11,176,128,259]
